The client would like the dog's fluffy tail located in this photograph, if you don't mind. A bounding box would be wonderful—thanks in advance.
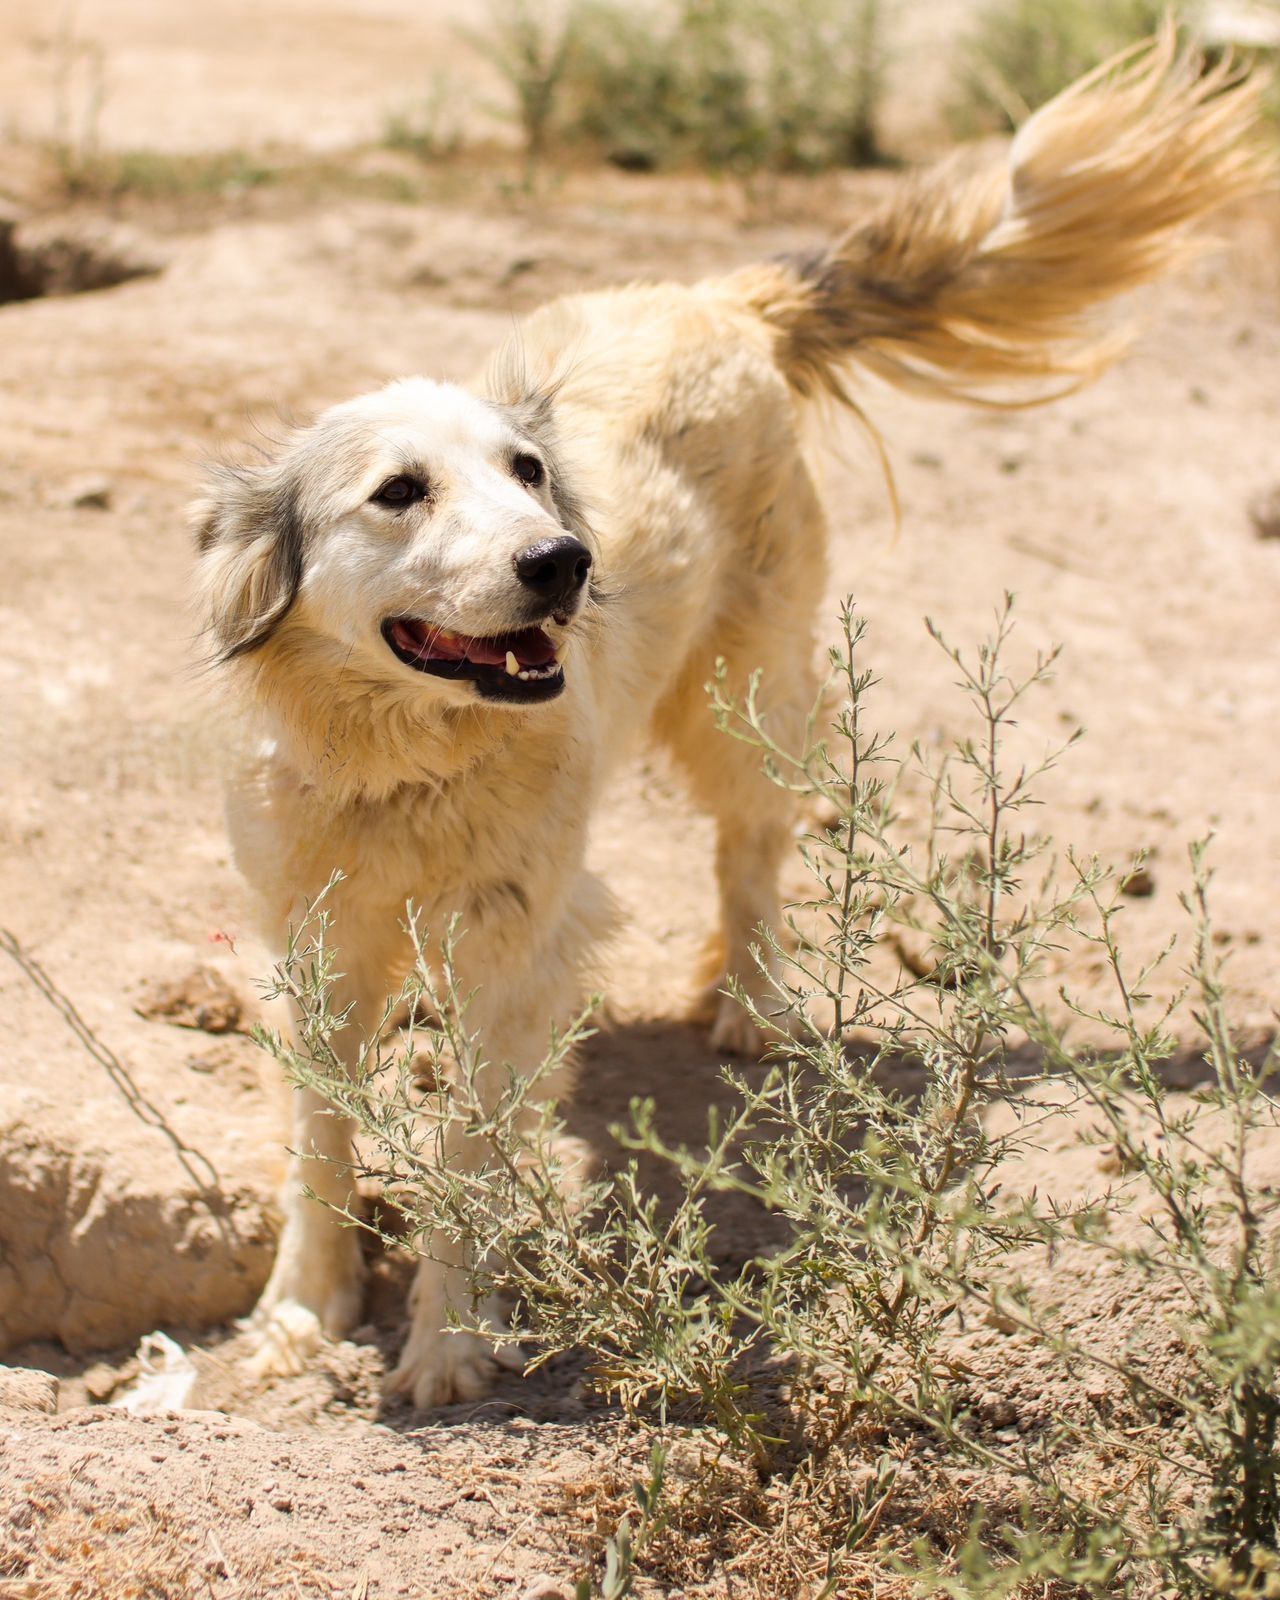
[725,30,1273,407]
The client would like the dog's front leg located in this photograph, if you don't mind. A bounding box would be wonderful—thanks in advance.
[248,953,389,1379]
[386,908,588,1409]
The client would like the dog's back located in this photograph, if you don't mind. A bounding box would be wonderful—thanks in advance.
[481,30,1270,757]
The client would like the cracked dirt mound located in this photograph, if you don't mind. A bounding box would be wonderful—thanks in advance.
[0,210,162,304]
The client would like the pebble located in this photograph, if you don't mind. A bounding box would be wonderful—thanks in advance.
[52,475,113,511]
[1248,485,1280,540]
[83,1363,122,1403]
[978,1391,1018,1428]
[521,1580,573,1600]
[1119,865,1156,898]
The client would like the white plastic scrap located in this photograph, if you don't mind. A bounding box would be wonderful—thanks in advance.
[111,1330,198,1415]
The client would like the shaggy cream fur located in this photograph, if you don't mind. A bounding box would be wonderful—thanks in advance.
[196,35,1269,1407]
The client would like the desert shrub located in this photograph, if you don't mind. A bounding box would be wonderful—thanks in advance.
[567,0,889,172]
[949,0,1176,133]
[383,71,467,162]
[267,598,1280,1597]
[44,11,108,193]
[466,0,890,176]
[463,0,580,186]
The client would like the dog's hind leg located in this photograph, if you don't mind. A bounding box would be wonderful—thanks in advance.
[656,466,828,1055]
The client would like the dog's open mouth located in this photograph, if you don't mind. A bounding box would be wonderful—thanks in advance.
[382,618,565,703]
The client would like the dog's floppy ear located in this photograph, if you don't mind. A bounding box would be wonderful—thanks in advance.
[192,464,306,662]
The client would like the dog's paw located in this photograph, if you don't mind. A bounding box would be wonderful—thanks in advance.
[245,1299,327,1379]
[386,1319,524,1410]
[243,1224,365,1378]
[697,983,801,1057]
[708,992,770,1057]
[692,976,772,1056]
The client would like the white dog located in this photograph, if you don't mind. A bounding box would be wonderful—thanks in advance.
[195,39,1265,1407]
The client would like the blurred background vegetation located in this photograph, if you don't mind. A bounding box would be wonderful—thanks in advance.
[392,0,1277,182]
[21,0,1279,204]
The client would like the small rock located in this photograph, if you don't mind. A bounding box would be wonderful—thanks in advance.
[84,1360,130,1403]
[978,1390,1018,1428]
[499,254,538,283]
[521,1580,573,1600]
[65,475,113,511]
[1119,865,1156,898]
[134,966,245,1034]
[0,1365,58,1414]
[268,1494,294,1513]
[1249,485,1280,540]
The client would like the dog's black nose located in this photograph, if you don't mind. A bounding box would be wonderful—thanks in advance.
[513,536,592,605]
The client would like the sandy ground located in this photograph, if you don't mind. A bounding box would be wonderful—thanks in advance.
[1,2,1279,1594]
[0,0,494,155]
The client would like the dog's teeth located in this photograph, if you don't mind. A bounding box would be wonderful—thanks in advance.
[505,651,519,676]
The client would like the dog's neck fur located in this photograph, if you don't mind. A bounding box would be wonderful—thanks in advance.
[240,629,544,807]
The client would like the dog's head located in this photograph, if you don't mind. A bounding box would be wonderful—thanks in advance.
[193,377,597,708]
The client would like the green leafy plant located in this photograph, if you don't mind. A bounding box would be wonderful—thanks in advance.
[265,597,1279,1597]
[565,0,891,172]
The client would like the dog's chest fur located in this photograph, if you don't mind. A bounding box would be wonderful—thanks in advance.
[230,691,601,967]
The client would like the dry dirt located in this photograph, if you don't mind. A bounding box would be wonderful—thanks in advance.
[1,2,1279,1595]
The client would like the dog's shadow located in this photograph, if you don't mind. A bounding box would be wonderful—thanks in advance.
[377,1016,795,1430]
[381,1018,1263,1430]
[568,1016,790,1239]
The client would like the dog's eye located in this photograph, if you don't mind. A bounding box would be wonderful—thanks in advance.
[512,452,544,488]
[371,475,425,508]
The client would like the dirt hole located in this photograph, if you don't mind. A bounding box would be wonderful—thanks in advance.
[0,213,162,304]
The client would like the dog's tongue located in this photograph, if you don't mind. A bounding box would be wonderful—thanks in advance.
[462,626,557,668]
[396,621,557,669]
